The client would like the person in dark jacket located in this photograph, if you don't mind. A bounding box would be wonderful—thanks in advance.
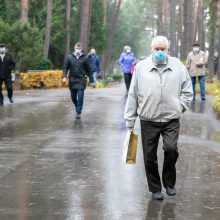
[62,42,94,119]
[88,48,100,86]
[0,43,16,106]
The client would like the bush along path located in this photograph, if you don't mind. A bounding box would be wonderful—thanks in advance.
[198,79,220,117]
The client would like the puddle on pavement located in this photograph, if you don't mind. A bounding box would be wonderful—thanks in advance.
[190,100,206,114]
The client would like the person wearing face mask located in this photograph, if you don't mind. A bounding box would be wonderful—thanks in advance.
[118,45,135,92]
[0,43,16,106]
[88,48,100,86]
[186,43,207,100]
[62,42,94,119]
[124,36,193,200]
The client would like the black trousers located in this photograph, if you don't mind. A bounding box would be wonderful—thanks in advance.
[0,78,13,103]
[124,73,132,91]
[140,119,180,192]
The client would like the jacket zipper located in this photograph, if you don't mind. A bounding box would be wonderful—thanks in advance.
[159,69,163,123]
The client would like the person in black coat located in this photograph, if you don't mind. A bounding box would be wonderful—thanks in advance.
[0,43,16,105]
[62,42,94,119]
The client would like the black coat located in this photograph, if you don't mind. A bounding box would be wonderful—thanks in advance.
[62,51,93,90]
[0,53,16,79]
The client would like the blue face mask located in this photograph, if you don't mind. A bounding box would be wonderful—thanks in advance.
[153,51,167,62]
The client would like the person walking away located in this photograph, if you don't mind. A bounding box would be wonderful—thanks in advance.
[0,43,16,106]
[186,43,207,101]
[124,36,193,200]
[88,48,100,86]
[118,45,135,92]
[62,42,94,119]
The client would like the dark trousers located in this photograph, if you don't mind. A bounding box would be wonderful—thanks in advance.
[70,89,84,114]
[0,78,13,103]
[140,119,180,192]
[124,73,132,91]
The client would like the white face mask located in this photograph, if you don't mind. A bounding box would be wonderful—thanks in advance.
[193,47,199,53]
[0,47,6,54]
[75,48,82,55]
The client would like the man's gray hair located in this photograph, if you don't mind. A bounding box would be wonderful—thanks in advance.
[151,36,169,49]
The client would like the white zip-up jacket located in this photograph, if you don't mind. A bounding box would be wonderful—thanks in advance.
[124,55,193,127]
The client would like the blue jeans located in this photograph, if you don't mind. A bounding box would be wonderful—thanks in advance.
[93,72,97,84]
[191,76,205,99]
[70,89,84,114]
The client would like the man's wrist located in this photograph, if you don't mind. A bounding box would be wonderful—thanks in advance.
[128,127,134,132]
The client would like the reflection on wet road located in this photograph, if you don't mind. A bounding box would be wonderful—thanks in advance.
[0,86,220,219]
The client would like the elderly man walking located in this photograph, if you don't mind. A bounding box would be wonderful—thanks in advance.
[186,43,207,101]
[124,36,193,200]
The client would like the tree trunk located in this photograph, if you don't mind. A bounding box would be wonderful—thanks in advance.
[197,0,205,50]
[102,0,107,26]
[192,0,199,42]
[43,0,53,60]
[207,0,218,80]
[64,0,71,60]
[178,0,184,59]
[163,0,170,37]
[182,0,194,59]
[21,0,28,23]
[102,0,122,73]
[217,14,220,81]
[87,0,93,51]
[156,0,164,35]
[170,0,177,56]
[78,0,93,51]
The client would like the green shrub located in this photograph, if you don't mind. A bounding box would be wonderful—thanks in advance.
[104,72,123,82]
[181,59,187,65]
[37,59,53,70]
[104,73,113,81]
[112,72,123,81]
[213,95,220,116]
[0,20,43,72]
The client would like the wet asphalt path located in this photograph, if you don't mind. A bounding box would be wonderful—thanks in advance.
[0,84,220,220]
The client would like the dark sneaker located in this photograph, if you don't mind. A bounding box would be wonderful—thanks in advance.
[201,96,206,101]
[76,113,81,119]
[0,101,3,106]
[166,186,176,196]
[9,98,14,103]
[152,191,164,200]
